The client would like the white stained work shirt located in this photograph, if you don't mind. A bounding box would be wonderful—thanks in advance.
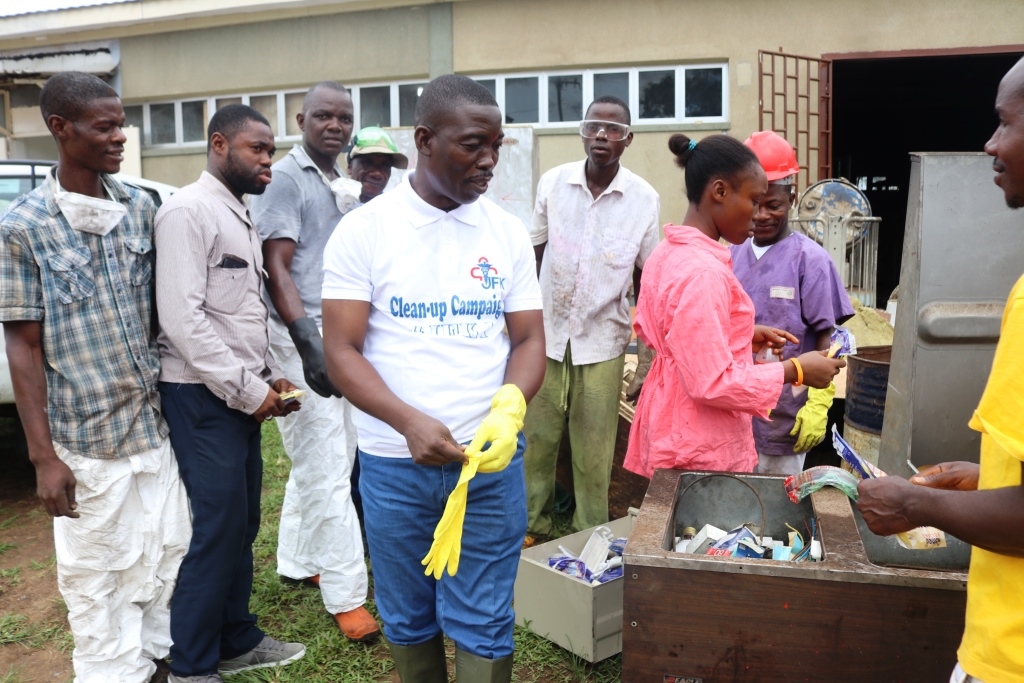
[531,160,660,365]
[322,173,543,458]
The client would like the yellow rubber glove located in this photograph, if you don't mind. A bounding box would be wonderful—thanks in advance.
[421,456,479,579]
[471,384,527,474]
[421,384,526,578]
[789,382,835,452]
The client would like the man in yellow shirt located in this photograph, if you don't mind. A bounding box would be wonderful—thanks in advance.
[857,56,1024,683]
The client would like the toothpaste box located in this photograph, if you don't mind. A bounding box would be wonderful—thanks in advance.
[685,524,726,555]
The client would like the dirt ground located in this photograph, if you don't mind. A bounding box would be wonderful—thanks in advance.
[0,427,74,683]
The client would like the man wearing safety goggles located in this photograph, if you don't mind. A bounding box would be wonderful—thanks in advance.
[523,96,661,546]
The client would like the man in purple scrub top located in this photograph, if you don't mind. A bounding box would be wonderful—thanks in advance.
[731,131,854,475]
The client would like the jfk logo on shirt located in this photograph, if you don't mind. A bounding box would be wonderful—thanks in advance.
[471,256,506,291]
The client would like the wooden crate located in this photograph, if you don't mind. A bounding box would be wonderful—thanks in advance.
[622,470,968,682]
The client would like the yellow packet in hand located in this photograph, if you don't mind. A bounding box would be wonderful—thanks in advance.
[896,526,947,550]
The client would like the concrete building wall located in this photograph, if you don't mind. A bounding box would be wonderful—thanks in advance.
[119,6,432,101]
[140,150,207,189]
[454,0,1024,224]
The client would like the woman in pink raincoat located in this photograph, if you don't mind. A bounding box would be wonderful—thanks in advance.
[624,134,845,478]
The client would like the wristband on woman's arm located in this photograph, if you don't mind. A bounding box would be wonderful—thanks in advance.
[789,358,804,387]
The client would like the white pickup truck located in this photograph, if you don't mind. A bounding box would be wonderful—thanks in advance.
[0,160,177,418]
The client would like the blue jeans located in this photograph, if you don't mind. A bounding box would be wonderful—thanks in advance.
[160,382,265,677]
[358,433,527,658]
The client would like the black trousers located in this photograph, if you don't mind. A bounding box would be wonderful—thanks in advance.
[160,382,265,677]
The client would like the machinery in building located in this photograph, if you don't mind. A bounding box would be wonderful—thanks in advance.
[792,177,881,307]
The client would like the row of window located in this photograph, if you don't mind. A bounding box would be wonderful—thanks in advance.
[125,64,728,148]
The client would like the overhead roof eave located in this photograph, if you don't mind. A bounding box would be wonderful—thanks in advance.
[0,40,119,77]
[0,0,448,46]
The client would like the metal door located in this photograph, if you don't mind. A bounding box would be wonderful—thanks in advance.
[759,50,832,188]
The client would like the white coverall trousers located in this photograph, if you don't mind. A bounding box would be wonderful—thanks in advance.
[53,437,191,683]
[269,319,367,614]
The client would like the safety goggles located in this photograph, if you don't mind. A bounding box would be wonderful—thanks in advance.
[352,126,400,153]
[579,119,631,141]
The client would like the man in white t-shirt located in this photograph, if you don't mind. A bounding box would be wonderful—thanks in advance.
[321,75,545,682]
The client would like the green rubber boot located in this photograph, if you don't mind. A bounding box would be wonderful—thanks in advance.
[454,648,513,683]
[388,634,448,683]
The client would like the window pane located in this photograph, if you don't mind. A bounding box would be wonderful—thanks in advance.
[123,105,143,132]
[215,97,242,110]
[250,95,278,136]
[639,70,675,119]
[399,83,427,127]
[504,76,538,124]
[181,100,208,143]
[547,74,583,123]
[150,103,176,144]
[685,68,723,117]
[593,72,629,106]
[475,79,496,98]
[360,86,391,128]
[284,92,304,136]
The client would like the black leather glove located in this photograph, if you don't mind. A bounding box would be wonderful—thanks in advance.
[287,317,342,398]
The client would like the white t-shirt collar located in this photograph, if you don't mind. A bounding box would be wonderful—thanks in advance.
[751,241,774,260]
[399,172,484,229]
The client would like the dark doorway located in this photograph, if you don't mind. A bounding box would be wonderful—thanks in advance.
[831,51,1023,304]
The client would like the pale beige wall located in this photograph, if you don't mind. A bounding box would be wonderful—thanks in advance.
[455,0,1024,225]
[141,151,206,189]
[120,6,431,101]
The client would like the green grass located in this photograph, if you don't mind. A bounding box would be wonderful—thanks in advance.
[0,567,21,586]
[0,614,32,645]
[29,556,55,571]
[0,665,25,683]
[0,612,73,653]
[0,544,14,556]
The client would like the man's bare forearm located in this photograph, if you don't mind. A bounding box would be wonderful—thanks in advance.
[908,482,1024,557]
[266,274,306,326]
[503,309,546,402]
[4,321,58,463]
[263,239,306,326]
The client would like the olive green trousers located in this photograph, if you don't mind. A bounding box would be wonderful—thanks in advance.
[523,342,625,536]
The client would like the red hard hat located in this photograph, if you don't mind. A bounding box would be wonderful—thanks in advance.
[744,131,800,182]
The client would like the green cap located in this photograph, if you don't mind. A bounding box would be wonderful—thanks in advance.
[348,126,409,169]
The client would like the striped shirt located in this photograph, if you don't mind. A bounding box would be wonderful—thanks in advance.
[531,160,660,365]
[0,169,166,459]
[155,171,283,414]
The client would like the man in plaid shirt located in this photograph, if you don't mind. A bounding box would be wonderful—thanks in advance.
[0,71,190,683]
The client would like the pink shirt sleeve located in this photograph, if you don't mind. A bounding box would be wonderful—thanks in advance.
[665,270,785,416]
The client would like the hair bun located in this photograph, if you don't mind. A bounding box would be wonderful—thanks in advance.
[668,133,695,168]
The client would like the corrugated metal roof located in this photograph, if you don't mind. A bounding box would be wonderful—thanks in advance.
[0,0,136,19]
